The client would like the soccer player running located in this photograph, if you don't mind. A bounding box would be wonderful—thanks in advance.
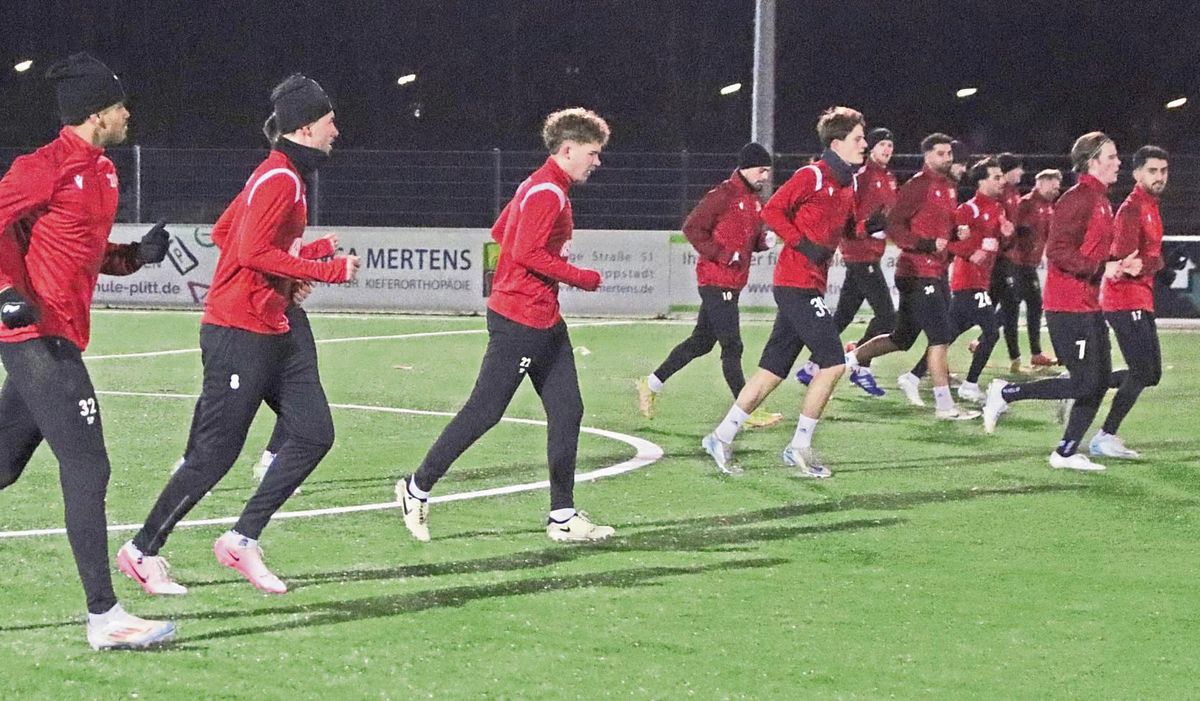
[1000,169,1063,370]
[982,132,1137,472]
[1089,146,1169,459]
[795,127,898,398]
[845,134,980,420]
[905,158,1013,403]
[0,53,174,649]
[701,107,865,478]
[637,143,779,426]
[984,153,1027,373]
[119,74,360,594]
[395,108,612,543]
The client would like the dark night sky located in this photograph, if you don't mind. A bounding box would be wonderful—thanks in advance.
[3,0,1199,154]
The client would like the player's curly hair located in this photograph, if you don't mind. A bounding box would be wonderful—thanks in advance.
[542,108,610,153]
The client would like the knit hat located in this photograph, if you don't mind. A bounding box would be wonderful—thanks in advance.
[950,140,970,165]
[738,142,773,169]
[997,152,1025,173]
[44,53,126,125]
[270,74,333,135]
[867,127,894,149]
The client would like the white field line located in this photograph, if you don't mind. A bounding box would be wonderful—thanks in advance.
[81,319,641,360]
[0,392,663,539]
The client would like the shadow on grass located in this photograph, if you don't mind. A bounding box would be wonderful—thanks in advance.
[183,557,790,643]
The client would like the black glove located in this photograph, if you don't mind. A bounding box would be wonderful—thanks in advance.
[137,219,171,264]
[0,287,39,329]
[864,210,888,236]
[793,238,834,266]
[914,238,939,254]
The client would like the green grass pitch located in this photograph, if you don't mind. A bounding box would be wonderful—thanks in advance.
[0,310,1196,699]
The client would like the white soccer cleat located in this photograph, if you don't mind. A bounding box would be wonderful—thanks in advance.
[86,603,176,651]
[116,541,188,596]
[1088,432,1140,459]
[781,445,832,478]
[701,433,742,475]
[935,404,981,421]
[957,382,986,404]
[546,511,615,542]
[897,372,925,406]
[1049,451,1106,472]
[395,477,431,542]
[983,379,1009,434]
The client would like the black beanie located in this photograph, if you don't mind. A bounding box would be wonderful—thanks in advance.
[270,73,333,135]
[44,53,126,125]
[997,152,1024,173]
[738,142,773,169]
[867,127,894,149]
[950,140,970,165]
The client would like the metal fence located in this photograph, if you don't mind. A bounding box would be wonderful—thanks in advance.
[2,146,1199,232]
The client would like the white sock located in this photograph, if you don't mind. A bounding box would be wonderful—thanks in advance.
[714,405,750,444]
[406,476,430,501]
[228,530,255,547]
[959,381,980,395]
[791,414,819,449]
[933,385,954,411]
[549,507,576,523]
[1094,430,1111,440]
[260,451,276,468]
[845,351,860,370]
[88,603,125,626]
[803,360,819,375]
[646,374,664,393]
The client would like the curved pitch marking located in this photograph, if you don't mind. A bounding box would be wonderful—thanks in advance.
[0,392,664,539]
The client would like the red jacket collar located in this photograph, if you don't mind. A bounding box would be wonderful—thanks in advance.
[1129,184,1157,204]
[972,192,1001,208]
[58,126,105,159]
[1077,173,1109,193]
[921,165,952,185]
[541,156,574,191]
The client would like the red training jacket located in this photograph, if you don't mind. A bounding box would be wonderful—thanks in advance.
[1101,185,1163,313]
[203,149,350,334]
[760,159,856,293]
[1006,190,1055,267]
[948,194,1004,292]
[840,159,897,264]
[488,157,600,329]
[1043,174,1114,313]
[887,167,957,279]
[683,170,768,290]
[0,127,145,351]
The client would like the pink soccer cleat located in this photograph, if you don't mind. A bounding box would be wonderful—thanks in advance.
[116,541,188,596]
[213,531,287,594]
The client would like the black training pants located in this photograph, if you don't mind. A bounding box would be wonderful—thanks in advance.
[0,337,117,614]
[133,318,334,554]
[653,286,745,397]
[833,261,897,347]
[412,310,583,511]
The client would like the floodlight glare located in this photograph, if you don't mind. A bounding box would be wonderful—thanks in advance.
[397,73,417,86]
[719,82,742,96]
[1165,96,1187,109]
[13,59,33,73]
[956,87,978,99]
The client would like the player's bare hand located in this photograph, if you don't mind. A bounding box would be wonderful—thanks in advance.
[292,281,314,305]
[344,255,361,282]
[935,238,949,252]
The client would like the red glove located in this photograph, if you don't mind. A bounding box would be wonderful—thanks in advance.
[576,269,602,291]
